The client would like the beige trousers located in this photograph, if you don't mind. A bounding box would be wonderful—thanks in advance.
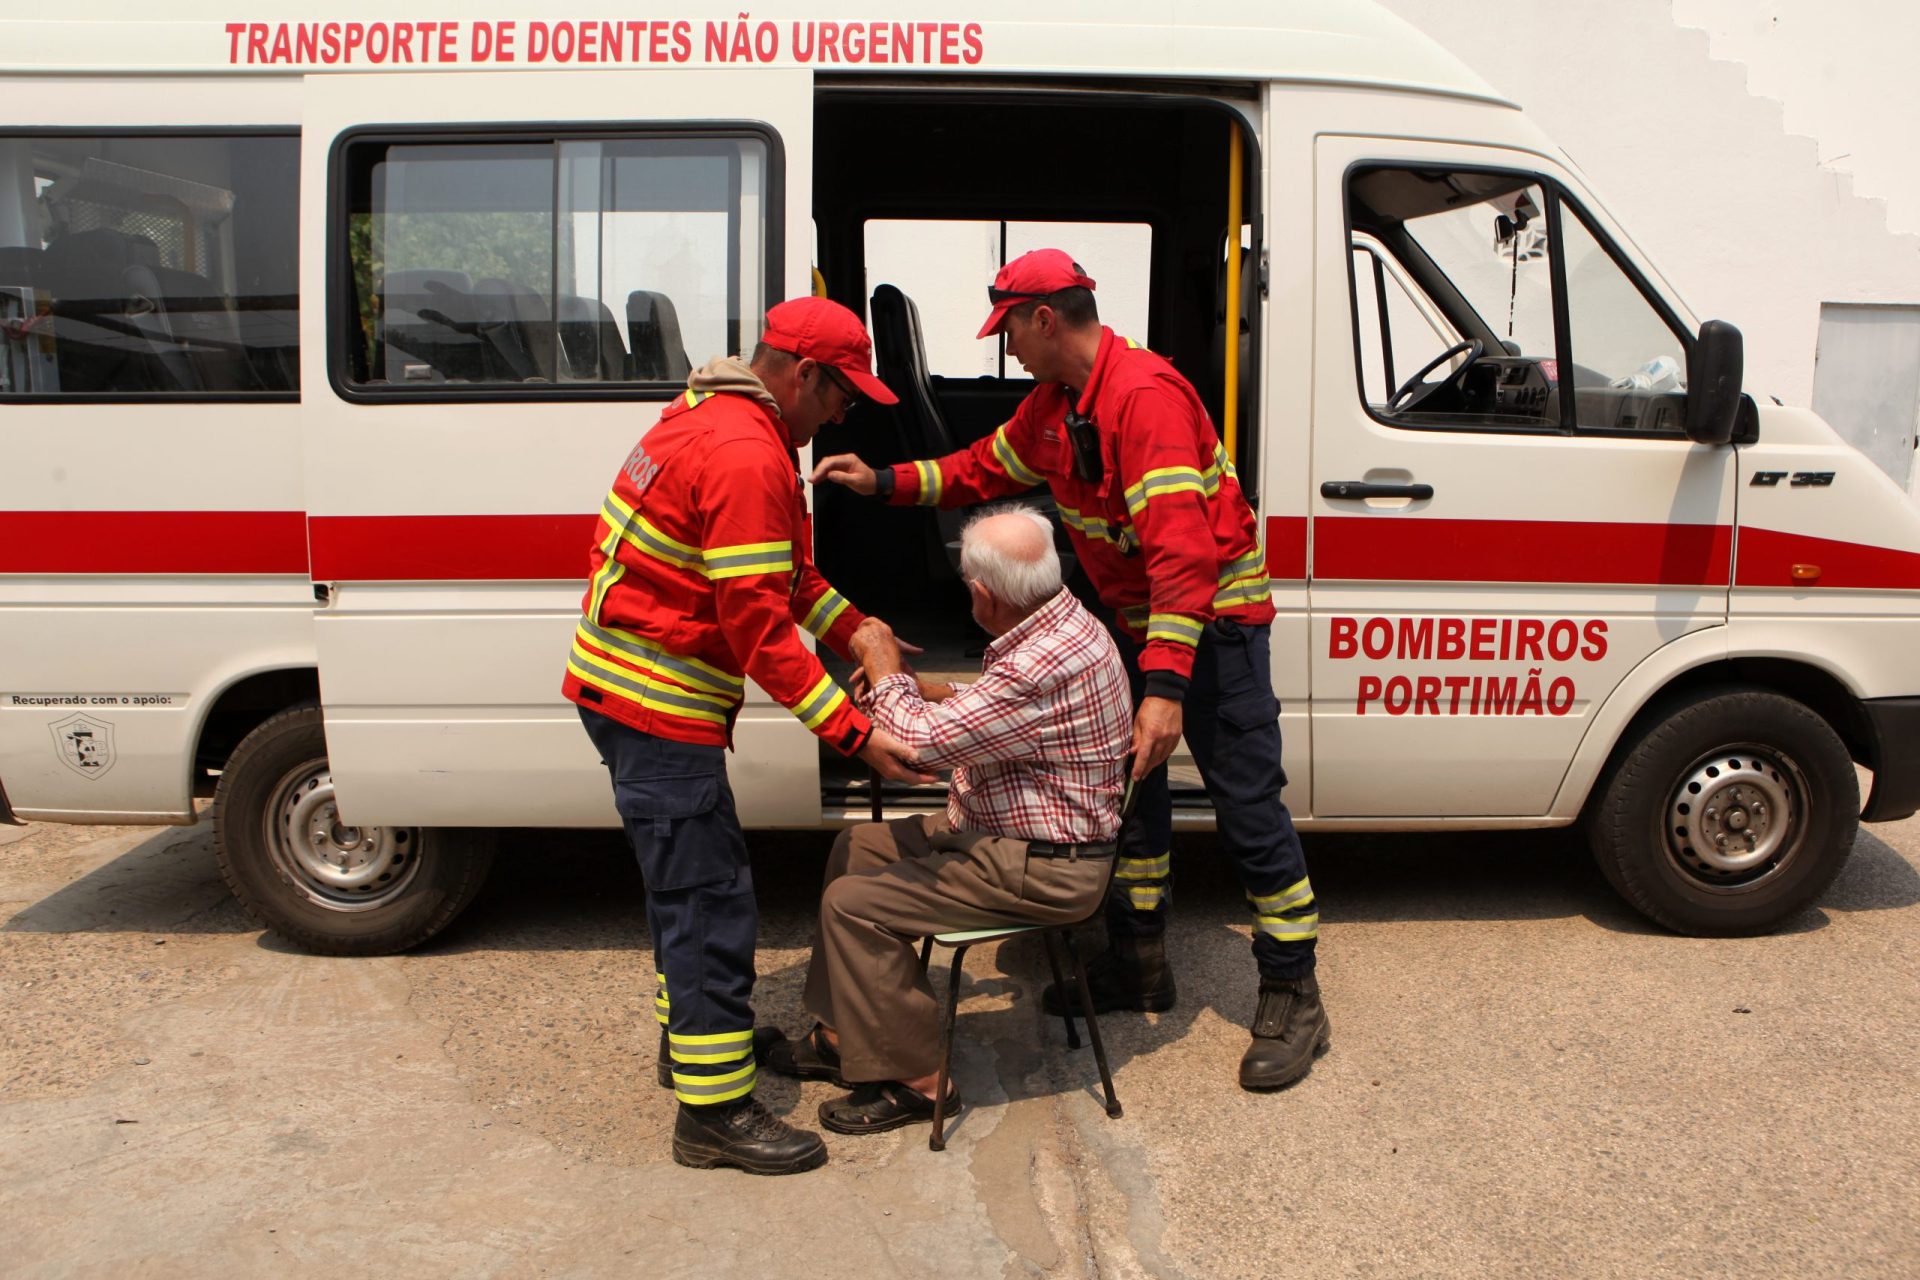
[802,813,1108,1083]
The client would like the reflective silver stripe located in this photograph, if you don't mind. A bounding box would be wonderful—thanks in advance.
[673,1061,756,1105]
[789,675,849,730]
[801,589,852,637]
[578,621,745,697]
[703,546,795,579]
[992,425,1043,486]
[1123,466,1208,516]
[1146,614,1204,646]
[669,1029,755,1065]
[1252,912,1319,941]
[1249,878,1313,914]
[629,519,703,569]
[912,459,943,506]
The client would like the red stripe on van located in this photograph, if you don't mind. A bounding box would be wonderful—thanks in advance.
[307,514,596,581]
[0,511,308,574]
[1313,516,1733,586]
[1734,526,1920,590]
[1264,515,1307,581]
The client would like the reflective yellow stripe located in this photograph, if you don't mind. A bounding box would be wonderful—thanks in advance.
[1124,466,1208,517]
[786,673,850,731]
[684,388,714,408]
[1200,441,1239,497]
[1057,503,1127,547]
[704,538,795,581]
[1118,604,1150,629]
[1114,854,1170,881]
[992,424,1043,487]
[912,459,944,506]
[568,648,733,726]
[800,588,853,638]
[1146,613,1204,646]
[1126,884,1168,910]
[1122,336,1141,350]
[577,621,744,697]
[1249,877,1313,915]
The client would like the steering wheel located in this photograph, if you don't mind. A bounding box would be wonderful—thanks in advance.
[1387,338,1486,414]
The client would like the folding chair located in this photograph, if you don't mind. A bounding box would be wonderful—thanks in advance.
[910,769,1138,1152]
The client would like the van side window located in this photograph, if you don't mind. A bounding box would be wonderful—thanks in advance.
[0,134,299,399]
[1346,165,1693,436]
[338,132,770,394]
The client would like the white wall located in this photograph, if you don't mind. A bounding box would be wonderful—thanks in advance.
[1380,0,1920,419]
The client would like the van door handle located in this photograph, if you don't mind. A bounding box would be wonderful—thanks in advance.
[1320,480,1434,500]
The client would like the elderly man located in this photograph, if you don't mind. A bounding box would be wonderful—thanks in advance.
[768,507,1133,1133]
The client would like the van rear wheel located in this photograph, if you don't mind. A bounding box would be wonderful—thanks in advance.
[1587,688,1857,936]
[213,704,493,955]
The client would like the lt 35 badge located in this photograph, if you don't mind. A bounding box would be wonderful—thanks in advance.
[50,713,116,780]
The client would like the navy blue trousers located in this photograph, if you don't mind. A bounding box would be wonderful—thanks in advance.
[579,707,759,1106]
[1108,620,1318,981]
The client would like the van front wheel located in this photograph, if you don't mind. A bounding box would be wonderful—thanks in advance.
[1587,688,1858,936]
[213,705,493,955]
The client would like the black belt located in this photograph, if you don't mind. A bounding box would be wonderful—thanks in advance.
[1024,839,1116,860]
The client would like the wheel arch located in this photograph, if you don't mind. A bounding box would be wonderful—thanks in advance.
[189,666,321,798]
[1552,635,1871,821]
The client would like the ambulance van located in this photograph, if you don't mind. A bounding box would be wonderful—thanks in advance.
[4,1,1917,953]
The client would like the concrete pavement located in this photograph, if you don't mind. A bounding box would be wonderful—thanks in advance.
[3,811,1916,1277]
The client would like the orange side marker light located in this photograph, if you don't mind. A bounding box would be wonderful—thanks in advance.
[1790,563,1821,583]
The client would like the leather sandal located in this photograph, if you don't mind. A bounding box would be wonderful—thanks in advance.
[764,1023,847,1086]
[818,1080,962,1135]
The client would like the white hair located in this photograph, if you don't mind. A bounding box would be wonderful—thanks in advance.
[959,504,1062,613]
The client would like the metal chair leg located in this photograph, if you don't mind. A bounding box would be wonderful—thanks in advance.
[1040,928,1081,1049]
[930,942,969,1151]
[1063,929,1122,1118]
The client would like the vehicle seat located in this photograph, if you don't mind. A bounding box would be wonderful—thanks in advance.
[556,294,627,381]
[870,283,1075,581]
[473,276,550,381]
[380,268,479,383]
[626,289,692,381]
[41,227,198,392]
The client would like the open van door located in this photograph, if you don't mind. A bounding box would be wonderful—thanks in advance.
[1307,137,1736,818]
[298,69,819,828]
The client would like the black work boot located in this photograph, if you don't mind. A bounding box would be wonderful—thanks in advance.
[1041,934,1177,1016]
[671,1098,828,1175]
[656,1026,782,1089]
[1238,974,1331,1091]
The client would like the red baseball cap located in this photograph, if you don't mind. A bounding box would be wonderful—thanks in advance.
[761,297,899,405]
[975,249,1098,339]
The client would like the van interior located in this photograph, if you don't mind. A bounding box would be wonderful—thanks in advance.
[805,83,1259,812]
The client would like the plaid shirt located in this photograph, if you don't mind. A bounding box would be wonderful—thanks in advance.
[866,588,1132,843]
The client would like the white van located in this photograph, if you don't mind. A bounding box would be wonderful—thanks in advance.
[4,1,1916,952]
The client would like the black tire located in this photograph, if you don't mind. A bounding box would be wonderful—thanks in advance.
[1586,687,1858,936]
[213,704,493,955]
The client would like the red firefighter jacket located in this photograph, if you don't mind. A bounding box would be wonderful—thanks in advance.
[563,370,871,754]
[885,328,1272,693]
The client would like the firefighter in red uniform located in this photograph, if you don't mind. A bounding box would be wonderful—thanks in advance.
[813,250,1330,1091]
[565,297,929,1175]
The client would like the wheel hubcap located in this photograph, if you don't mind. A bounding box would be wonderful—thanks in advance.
[265,761,422,911]
[1664,746,1808,892]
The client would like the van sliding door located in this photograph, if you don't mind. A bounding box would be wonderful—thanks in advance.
[301,69,817,828]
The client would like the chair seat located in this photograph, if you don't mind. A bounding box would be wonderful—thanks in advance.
[932,923,1051,946]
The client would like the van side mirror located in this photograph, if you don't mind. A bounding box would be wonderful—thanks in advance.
[1686,320,1743,445]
